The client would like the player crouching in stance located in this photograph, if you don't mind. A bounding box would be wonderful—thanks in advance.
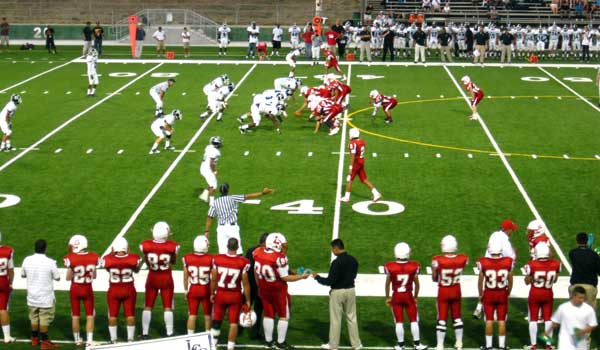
[285,48,302,78]
[311,99,343,136]
[323,46,347,81]
[101,237,141,343]
[86,48,99,96]
[183,236,213,334]
[210,238,252,350]
[477,239,514,350]
[340,128,382,202]
[460,76,484,121]
[64,235,99,347]
[200,74,232,121]
[369,90,397,124]
[253,233,309,350]
[325,74,352,107]
[523,243,560,350]
[1,94,21,152]
[149,78,175,118]
[238,93,284,134]
[384,243,428,350]
[431,235,468,350]
[199,136,222,206]
[140,221,180,339]
[274,77,302,102]
[149,109,182,154]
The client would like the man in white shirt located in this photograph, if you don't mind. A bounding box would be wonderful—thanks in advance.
[546,286,597,350]
[21,239,61,349]
[246,22,260,59]
[218,23,231,56]
[181,27,191,58]
[152,26,166,57]
[272,24,283,56]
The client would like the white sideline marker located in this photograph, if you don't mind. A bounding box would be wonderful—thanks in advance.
[307,152,313,157]
[435,153,441,158]
[563,154,569,159]
[404,153,409,158]
[86,149,93,154]
[467,153,473,158]
[243,150,249,156]
[276,151,281,156]
[20,90,26,94]
[377,266,384,274]
[595,155,600,160]
[534,96,539,100]
[532,154,538,159]
[117,149,124,155]
[181,92,187,96]
[372,152,377,158]
[54,148,62,154]
[135,91,140,95]
[557,96,562,100]
[43,91,48,94]
[66,91,71,95]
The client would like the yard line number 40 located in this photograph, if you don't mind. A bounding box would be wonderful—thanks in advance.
[267,199,405,216]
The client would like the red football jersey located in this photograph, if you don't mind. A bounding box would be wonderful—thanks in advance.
[64,252,100,285]
[465,81,482,94]
[329,80,350,93]
[140,240,180,277]
[528,234,550,250]
[524,258,561,291]
[384,260,420,295]
[0,245,14,283]
[373,94,396,107]
[182,253,213,287]
[349,139,366,164]
[431,254,468,289]
[477,256,514,291]
[102,253,141,287]
[253,247,289,292]
[213,254,250,293]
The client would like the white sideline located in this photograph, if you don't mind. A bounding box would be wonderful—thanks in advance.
[0,63,164,173]
[0,56,80,93]
[538,66,600,113]
[331,64,352,260]
[101,63,258,257]
[443,65,573,274]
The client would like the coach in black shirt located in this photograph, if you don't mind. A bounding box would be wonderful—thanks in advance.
[569,232,600,308]
[244,233,269,340]
[313,239,361,350]
[82,21,93,55]
[381,24,395,62]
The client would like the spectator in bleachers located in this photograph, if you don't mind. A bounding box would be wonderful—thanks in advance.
[0,18,9,52]
[182,27,191,58]
[432,0,442,12]
[82,21,93,56]
[93,21,104,56]
[473,26,489,63]
[134,23,145,59]
[358,26,372,62]
[569,232,600,309]
[152,26,167,57]
[364,4,374,22]
[444,1,451,13]
[303,24,314,60]
[246,22,260,59]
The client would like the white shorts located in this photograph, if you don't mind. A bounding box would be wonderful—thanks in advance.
[549,39,558,50]
[458,40,466,50]
[428,38,439,49]
[250,104,262,126]
[291,38,299,48]
[216,224,242,255]
[516,40,525,51]
[0,121,12,136]
[219,38,228,48]
[200,165,218,188]
[150,120,164,138]
[371,38,382,49]
[536,42,545,51]
[526,40,535,51]
[395,38,406,49]
[489,41,498,51]
[311,46,320,59]
[573,41,581,50]
[561,41,570,51]
[150,89,163,108]
[286,57,296,68]
[88,72,99,85]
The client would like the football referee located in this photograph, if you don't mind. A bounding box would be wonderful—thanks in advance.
[204,183,274,255]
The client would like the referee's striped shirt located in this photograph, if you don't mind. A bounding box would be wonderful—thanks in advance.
[208,195,245,225]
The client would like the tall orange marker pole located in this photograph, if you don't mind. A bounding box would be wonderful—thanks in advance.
[128,16,138,58]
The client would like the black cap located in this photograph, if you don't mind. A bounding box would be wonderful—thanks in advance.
[219,183,230,195]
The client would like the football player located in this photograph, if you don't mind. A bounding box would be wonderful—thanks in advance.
[326,75,352,106]
[199,136,222,206]
[477,239,514,350]
[323,47,347,80]
[0,94,21,152]
[526,220,550,258]
[274,77,302,99]
[140,221,180,339]
[238,94,282,134]
[523,243,561,350]
[200,83,234,121]
[311,98,343,135]
[284,48,301,78]
[460,76,483,121]
[288,23,301,50]
[431,235,468,350]
[149,109,182,154]
[203,74,230,99]
[294,85,330,117]
[218,23,231,56]
[384,243,428,350]
[210,238,251,350]
[64,234,99,346]
[560,25,571,58]
[0,231,15,344]
[369,89,397,124]
[149,78,175,118]
[101,237,141,343]
[340,128,382,202]
[86,48,99,97]
[253,233,308,349]
[183,236,213,334]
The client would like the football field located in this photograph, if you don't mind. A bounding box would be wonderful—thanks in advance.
[0,47,599,349]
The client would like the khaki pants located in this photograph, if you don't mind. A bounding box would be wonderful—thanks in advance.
[474,44,486,63]
[29,305,55,327]
[156,40,165,52]
[414,44,425,62]
[569,284,597,350]
[440,45,453,62]
[329,288,361,349]
[82,40,92,55]
[359,41,371,62]
[500,44,512,63]
[135,40,144,58]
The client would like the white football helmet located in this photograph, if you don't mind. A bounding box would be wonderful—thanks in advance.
[69,234,88,253]
[369,90,379,99]
[112,237,129,253]
[10,94,21,105]
[349,128,360,139]
[152,221,171,242]
[527,220,545,236]
[210,136,223,148]
[172,109,183,120]
[239,310,257,328]
[300,86,309,95]
[324,73,336,85]
[441,235,458,253]
[266,232,287,253]
[461,76,471,84]
[487,239,503,255]
[193,235,209,254]
[534,242,550,259]
[88,48,98,57]
[394,242,410,260]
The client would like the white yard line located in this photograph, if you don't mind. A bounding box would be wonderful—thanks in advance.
[0,56,80,93]
[538,66,600,113]
[331,64,352,260]
[0,63,164,173]
[443,65,572,273]
[101,63,258,257]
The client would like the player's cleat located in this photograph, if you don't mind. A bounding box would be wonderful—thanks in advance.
[149,149,160,155]
[524,345,537,350]
[394,346,405,350]
[473,307,482,319]
[479,347,492,350]
[328,127,340,136]
[41,340,60,349]
[454,341,463,350]
[414,344,428,350]
[372,194,382,203]
[339,196,350,202]
[321,344,332,350]
[75,339,83,346]
[239,126,247,134]
[265,341,275,349]
[199,112,209,119]
[164,145,176,151]
[140,335,150,340]
[385,118,393,124]
[469,115,479,120]
[276,342,294,350]
[3,336,16,343]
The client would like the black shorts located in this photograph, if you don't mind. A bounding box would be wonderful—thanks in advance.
[272,40,281,49]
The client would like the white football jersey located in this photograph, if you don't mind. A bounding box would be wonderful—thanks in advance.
[210,76,227,90]
[162,113,176,127]
[216,85,231,100]
[262,89,286,103]
[285,49,300,61]
[152,81,170,94]
[0,101,16,122]
[247,26,260,43]
[218,26,231,40]
[289,26,300,39]
[272,27,283,41]
[181,31,191,42]
[201,144,221,171]
[274,77,298,90]
[86,55,97,75]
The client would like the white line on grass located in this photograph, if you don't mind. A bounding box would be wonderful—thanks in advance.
[443,65,572,273]
[538,66,600,113]
[0,56,80,94]
[331,64,352,260]
[0,63,164,173]
[101,63,258,257]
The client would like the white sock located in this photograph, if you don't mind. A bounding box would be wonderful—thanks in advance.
[395,323,404,343]
[410,321,420,342]
[2,325,10,339]
[240,114,247,120]
[91,88,95,95]
[165,140,171,148]
[151,143,159,151]
[544,321,553,341]
[127,325,135,341]
[499,335,506,348]
[87,332,93,344]
[142,310,151,335]
[476,302,483,313]
[529,321,537,345]
[164,311,174,336]
[5,141,9,149]
[73,332,80,342]
[217,112,223,120]
[0,142,4,149]
[227,341,235,350]
[371,188,381,197]
[485,335,493,348]
[277,320,289,344]
[109,326,117,341]
[343,191,350,199]
[200,111,209,117]
[263,317,274,342]
[455,324,464,344]
[87,89,91,95]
